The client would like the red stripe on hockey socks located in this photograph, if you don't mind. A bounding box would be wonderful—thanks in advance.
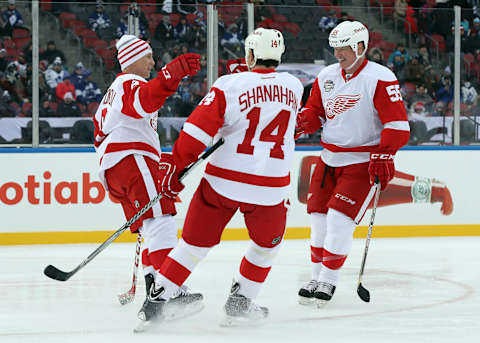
[239,257,271,283]
[159,256,191,286]
[310,246,325,263]
[149,248,172,270]
[142,249,152,268]
[321,249,347,270]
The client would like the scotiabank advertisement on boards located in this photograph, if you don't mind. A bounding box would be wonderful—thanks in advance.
[1,149,479,241]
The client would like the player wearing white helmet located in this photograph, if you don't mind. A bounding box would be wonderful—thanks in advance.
[295,21,410,306]
[147,27,303,326]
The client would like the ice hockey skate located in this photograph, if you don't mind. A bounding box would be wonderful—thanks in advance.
[134,284,167,333]
[134,282,204,333]
[313,281,336,307]
[298,279,319,305]
[220,281,269,327]
[162,285,204,321]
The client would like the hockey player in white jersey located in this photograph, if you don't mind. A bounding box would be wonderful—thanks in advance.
[295,21,410,306]
[92,35,204,330]
[138,28,304,326]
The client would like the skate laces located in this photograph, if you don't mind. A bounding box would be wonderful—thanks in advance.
[316,282,335,295]
[303,280,318,292]
[172,285,190,298]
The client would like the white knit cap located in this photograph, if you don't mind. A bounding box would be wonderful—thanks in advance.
[116,35,152,71]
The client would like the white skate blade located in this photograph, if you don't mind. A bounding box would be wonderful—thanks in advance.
[316,298,330,308]
[298,296,316,306]
[163,300,205,321]
[219,315,266,328]
[133,319,153,333]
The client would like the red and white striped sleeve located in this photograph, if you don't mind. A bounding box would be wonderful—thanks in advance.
[373,80,410,153]
[120,76,177,119]
[173,87,226,170]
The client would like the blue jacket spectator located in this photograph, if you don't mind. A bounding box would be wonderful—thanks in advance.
[68,62,101,105]
[89,4,111,32]
[2,0,23,29]
[174,16,193,43]
[435,77,454,105]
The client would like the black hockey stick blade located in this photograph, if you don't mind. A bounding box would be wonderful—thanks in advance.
[44,264,72,281]
[357,282,370,302]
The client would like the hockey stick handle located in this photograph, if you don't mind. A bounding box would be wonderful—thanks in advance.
[358,177,381,283]
[44,138,224,281]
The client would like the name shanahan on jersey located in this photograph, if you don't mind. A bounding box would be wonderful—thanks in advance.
[174,69,304,205]
[302,59,410,166]
[93,73,172,186]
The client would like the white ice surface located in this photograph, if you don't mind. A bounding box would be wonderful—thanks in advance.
[1,237,479,342]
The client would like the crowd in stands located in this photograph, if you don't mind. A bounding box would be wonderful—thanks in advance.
[1,0,479,145]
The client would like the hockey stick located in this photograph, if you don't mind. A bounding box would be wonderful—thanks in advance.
[44,138,225,282]
[357,176,381,303]
[118,232,142,305]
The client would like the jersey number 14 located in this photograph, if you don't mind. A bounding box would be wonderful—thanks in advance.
[237,107,291,159]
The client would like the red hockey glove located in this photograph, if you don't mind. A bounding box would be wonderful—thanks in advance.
[368,152,395,190]
[160,53,201,89]
[294,111,322,139]
[158,153,184,199]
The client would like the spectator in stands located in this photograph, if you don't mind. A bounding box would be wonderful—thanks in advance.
[56,92,81,117]
[22,40,32,64]
[69,62,89,103]
[410,84,434,112]
[469,17,480,36]
[390,51,406,83]
[39,95,55,117]
[2,61,23,102]
[436,76,454,106]
[446,25,468,54]
[45,57,68,95]
[394,0,408,22]
[220,23,244,56]
[0,89,18,117]
[368,47,385,65]
[404,55,425,85]
[461,79,479,106]
[88,3,111,39]
[40,40,67,66]
[56,78,75,103]
[388,43,410,64]
[191,22,207,51]
[154,15,175,43]
[416,45,431,67]
[160,43,180,65]
[0,48,8,72]
[2,0,25,36]
[174,15,193,44]
[318,10,337,33]
[431,101,447,117]
[117,12,147,40]
[466,27,480,54]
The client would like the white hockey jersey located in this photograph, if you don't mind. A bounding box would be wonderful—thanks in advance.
[173,69,304,205]
[93,73,174,187]
[302,59,410,167]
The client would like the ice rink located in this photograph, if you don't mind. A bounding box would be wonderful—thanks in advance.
[1,236,479,343]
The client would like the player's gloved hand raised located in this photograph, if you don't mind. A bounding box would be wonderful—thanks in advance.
[158,153,184,199]
[294,110,322,140]
[160,53,201,89]
[368,152,395,190]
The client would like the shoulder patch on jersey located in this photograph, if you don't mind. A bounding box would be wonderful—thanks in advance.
[325,94,361,120]
[324,80,335,92]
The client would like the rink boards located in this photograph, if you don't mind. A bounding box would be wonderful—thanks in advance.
[1,147,480,245]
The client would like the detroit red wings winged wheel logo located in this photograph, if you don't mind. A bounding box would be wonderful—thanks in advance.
[325,94,361,120]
